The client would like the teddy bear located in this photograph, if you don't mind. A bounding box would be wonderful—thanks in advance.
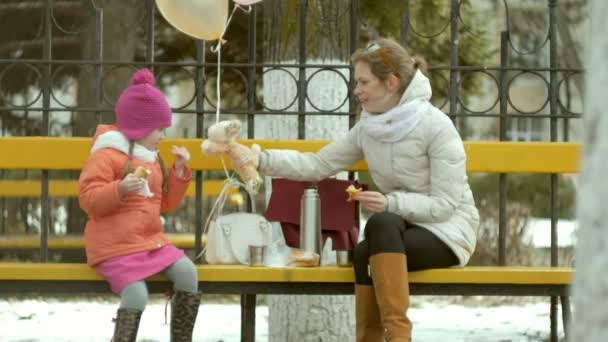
[201,119,263,194]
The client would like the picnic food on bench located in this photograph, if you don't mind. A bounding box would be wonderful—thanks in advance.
[288,250,320,267]
[345,184,362,202]
[133,166,151,179]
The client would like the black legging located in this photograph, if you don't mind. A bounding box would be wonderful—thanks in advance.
[353,211,459,285]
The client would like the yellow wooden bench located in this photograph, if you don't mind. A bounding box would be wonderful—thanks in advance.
[0,137,580,341]
[0,262,573,341]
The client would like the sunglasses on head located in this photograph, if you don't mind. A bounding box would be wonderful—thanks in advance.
[366,43,400,78]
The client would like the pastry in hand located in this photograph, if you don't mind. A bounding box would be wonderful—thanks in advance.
[346,184,362,202]
[133,166,151,179]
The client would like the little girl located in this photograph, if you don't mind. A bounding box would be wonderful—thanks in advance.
[78,68,200,341]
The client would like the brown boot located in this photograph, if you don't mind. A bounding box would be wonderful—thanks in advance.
[170,290,202,342]
[369,253,412,341]
[112,308,142,342]
[355,284,384,342]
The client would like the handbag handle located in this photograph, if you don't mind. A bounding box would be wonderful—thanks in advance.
[215,178,257,216]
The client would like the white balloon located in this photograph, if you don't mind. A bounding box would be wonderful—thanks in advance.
[156,0,229,41]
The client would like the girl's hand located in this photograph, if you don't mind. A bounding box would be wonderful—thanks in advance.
[353,191,388,213]
[172,145,191,176]
[119,173,145,197]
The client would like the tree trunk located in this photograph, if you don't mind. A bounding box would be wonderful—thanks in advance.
[570,0,608,340]
[74,0,142,136]
[66,0,141,234]
[260,1,355,341]
[268,295,355,341]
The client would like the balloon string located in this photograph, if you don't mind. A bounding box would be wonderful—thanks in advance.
[211,5,250,53]
[211,5,252,125]
[215,44,221,124]
[208,5,254,178]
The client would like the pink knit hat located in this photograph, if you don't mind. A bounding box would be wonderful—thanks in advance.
[115,68,172,140]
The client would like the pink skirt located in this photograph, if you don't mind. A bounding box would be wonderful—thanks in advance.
[96,245,186,294]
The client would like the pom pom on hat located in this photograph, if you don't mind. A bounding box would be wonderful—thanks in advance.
[131,68,156,86]
[115,68,172,141]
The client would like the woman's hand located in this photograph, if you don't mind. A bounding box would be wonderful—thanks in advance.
[118,173,145,198]
[171,145,191,177]
[353,191,388,213]
[227,142,259,169]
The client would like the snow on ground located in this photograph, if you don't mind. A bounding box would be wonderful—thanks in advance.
[0,295,565,341]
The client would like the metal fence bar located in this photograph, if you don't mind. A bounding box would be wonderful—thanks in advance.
[245,6,258,213]
[39,0,54,262]
[247,6,257,139]
[349,0,359,129]
[297,0,308,139]
[447,0,459,124]
[145,0,155,70]
[498,31,509,266]
[0,58,583,73]
[0,106,581,118]
[194,40,206,258]
[548,0,560,267]
[548,1,560,341]
[94,8,104,125]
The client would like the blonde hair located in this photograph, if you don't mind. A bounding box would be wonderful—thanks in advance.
[351,38,428,94]
[121,141,169,194]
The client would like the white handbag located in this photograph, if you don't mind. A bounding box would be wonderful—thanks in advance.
[201,179,284,265]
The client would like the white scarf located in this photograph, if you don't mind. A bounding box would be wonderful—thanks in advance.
[91,130,158,163]
[90,130,157,197]
[360,99,427,143]
[360,70,431,143]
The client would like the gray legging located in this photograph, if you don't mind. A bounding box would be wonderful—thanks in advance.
[120,256,198,311]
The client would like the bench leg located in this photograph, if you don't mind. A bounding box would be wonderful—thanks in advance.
[551,296,558,342]
[241,294,256,342]
[560,295,571,341]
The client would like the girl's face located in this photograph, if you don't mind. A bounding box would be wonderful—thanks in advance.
[353,61,399,114]
[137,128,166,151]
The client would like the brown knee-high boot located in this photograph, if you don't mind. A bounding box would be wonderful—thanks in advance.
[355,284,384,342]
[369,253,412,341]
[112,308,142,342]
[170,290,202,342]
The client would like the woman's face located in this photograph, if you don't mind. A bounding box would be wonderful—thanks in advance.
[137,128,166,151]
[353,61,399,114]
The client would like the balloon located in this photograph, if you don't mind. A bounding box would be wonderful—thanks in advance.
[156,0,229,41]
[233,0,263,4]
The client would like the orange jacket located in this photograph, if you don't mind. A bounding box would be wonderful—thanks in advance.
[79,125,191,266]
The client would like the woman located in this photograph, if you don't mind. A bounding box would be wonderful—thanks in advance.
[229,37,479,341]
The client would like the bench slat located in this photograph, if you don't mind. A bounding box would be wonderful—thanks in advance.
[0,234,201,249]
[0,263,572,285]
[464,141,580,173]
[0,137,580,173]
[0,179,234,198]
